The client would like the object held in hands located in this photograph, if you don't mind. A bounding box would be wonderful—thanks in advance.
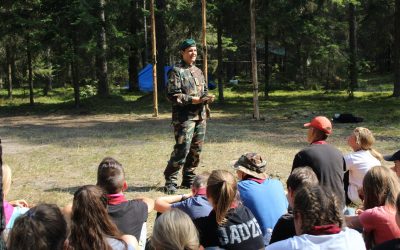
[173,93,184,104]
[201,94,215,104]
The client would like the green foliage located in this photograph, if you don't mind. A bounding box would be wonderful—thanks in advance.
[33,55,54,79]
[80,84,97,99]
[0,0,397,97]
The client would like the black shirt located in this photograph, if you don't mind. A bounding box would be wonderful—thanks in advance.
[373,238,400,250]
[108,200,148,241]
[194,205,265,250]
[292,143,345,208]
[269,212,296,244]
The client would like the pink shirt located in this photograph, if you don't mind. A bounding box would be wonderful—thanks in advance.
[359,206,400,245]
[3,201,14,225]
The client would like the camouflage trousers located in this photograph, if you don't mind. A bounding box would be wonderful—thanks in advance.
[164,119,206,187]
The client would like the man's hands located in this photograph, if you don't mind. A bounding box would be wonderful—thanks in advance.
[191,94,215,104]
[173,93,184,104]
[173,94,215,105]
[201,94,215,104]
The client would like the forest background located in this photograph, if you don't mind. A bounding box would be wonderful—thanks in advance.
[0,0,399,231]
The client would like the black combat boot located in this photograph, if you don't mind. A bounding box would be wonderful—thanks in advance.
[163,184,177,194]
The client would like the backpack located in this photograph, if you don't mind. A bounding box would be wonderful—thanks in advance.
[332,113,363,123]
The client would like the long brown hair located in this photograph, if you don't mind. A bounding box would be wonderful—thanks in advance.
[68,185,126,250]
[363,166,400,210]
[293,185,343,234]
[206,170,237,225]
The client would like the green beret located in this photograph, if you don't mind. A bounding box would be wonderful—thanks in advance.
[180,39,196,51]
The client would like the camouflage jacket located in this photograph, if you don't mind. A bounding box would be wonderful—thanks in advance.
[167,61,208,122]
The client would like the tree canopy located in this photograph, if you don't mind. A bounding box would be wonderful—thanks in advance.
[0,0,399,106]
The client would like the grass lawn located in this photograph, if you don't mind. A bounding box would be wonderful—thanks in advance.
[0,79,399,232]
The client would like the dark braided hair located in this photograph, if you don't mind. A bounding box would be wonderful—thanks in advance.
[293,185,343,234]
[325,191,344,228]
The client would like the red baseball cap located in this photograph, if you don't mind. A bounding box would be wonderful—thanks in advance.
[304,116,333,134]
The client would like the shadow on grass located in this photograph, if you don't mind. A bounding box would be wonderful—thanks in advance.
[1,89,399,150]
[0,92,170,117]
[217,91,400,124]
[126,186,160,193]
[1,88,399,123]
[44,186,80,195]
[1,93,399,151]
[44,185,158,194]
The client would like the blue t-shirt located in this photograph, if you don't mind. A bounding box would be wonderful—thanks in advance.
[238,178,288,243]
[106,237,135,250]
[171,195,213,219]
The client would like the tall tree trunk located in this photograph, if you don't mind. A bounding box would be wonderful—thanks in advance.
[128,52,140,92]
[5,45,12,99]
[67,63,72,88]
[128,0,140,92]
[150,0,158,117]
[394,0,400,97]
[96,0,109,97]
[26,35,34,105]
[264,34,270,99]
[348,3,358,98]
[155,0,167,92]
[72,32,80,108]
[10,42,17,88]
[202,0,208,85]
[302,50,308,87]
[264,0,270,99]
[250,0,260,120]
[142,0,148,66]
[43,47,52,96]
[217,14,224,103]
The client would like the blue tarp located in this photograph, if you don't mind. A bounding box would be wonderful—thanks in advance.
[138,64,217,92]
[139,64,172,92]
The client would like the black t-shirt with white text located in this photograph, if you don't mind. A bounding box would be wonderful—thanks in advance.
[194,205,265,250]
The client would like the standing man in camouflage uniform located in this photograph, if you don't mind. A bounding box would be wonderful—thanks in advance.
[163,39,213,194]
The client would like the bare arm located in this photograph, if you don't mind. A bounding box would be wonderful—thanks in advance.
[135,197,155,213]
[8,199,29,208]
[154,193,192,213]
[345,215,363,229]
[121,234,138,250]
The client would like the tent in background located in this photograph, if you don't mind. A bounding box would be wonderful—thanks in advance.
[138,64,172,92]
[138,64,217,92]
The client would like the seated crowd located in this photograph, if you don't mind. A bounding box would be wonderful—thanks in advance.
[1,116,400,250]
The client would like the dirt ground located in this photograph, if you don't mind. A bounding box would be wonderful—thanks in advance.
[0,111,398,232]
